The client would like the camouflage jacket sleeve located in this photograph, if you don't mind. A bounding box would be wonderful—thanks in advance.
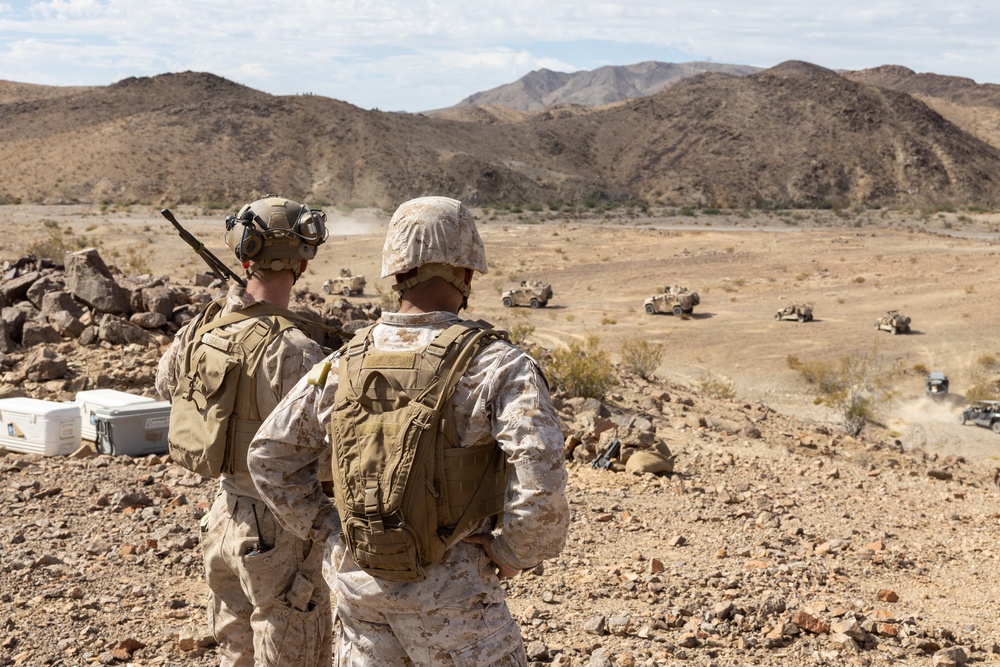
[474,342,570,571]
[154,320,195,400]
[248,352,342,545]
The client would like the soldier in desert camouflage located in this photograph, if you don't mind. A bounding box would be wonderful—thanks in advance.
[249,195,570,666]
[156,195,332,666]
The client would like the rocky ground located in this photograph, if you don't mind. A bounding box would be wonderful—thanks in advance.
[2,360,999,666]
[3,205,1000,666]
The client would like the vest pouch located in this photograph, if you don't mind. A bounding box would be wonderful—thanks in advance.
[168,342,241,478]
[329,321,509,580]
[342,515,423,582]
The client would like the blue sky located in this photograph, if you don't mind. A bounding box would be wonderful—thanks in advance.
[1,1,997,112]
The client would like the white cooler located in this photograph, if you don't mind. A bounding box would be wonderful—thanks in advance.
[75,389,156,442]
[91,400,171,457]
[0,397,82,456]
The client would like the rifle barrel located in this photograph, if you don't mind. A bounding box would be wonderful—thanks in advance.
[160,208,246,288]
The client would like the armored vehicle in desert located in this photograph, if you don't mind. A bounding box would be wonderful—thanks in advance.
[322,268,366,296]
[925,372,949,400]
[959,400,1000,433]
[502,280,553,308]
[644,285,700,316]
[774,303,813,322]
[875,309,911,335]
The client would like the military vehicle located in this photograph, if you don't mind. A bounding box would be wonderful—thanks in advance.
[875,309,911,334]
[774,303,813,322]
[644,285,700,316]
[502,280,553,308]
[958,400,1000,433]
[925,372,949,400]
[322,268,366,296]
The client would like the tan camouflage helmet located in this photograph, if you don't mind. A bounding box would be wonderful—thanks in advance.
[381,197,487,300]
[224,195,328,278]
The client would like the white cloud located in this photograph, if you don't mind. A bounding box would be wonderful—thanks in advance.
[1,0,1000,109]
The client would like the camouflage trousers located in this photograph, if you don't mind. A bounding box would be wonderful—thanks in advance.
[334,592,526,667]
[202,491,333,667]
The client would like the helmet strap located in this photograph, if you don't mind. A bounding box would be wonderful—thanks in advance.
[391,263,471,299]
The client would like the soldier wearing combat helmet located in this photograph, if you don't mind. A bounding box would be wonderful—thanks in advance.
[249,196,570,665]
[156,195,333,666]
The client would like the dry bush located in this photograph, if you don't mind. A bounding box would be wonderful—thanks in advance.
[791,343,897,435]
[620,338,663,380]
[543,334,616,399]
[374,283,400,313]
[697,372,736,399]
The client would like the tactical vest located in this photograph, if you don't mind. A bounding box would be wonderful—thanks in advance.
[167,299,300,478]
[327,320,511,582]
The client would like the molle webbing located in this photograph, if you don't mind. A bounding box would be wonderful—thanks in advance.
[167,299,299,478]
[328,320,510,581]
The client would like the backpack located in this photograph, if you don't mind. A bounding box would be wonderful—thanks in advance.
[327,320,511,581]
[167,299,300,478]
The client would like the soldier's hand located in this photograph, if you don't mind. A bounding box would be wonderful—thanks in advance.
[462,534,520,579]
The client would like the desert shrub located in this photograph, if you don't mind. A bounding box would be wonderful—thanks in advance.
[26,231,87,261]
[792,343,896,435]
[505,321,535,347]
[977,354,998,369]
[698,372,736,399]
[620,338,663,380]
[374,283,400,313]
[544,334,616,399]
[106,246,151,275]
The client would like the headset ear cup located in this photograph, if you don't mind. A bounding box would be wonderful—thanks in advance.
[239,225,263,259]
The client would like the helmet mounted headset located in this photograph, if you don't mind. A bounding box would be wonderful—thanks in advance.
[224,194,328,279]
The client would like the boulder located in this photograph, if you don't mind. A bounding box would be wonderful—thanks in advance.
[141,285,176,318]
[25,275,64,309]
[1,306,26,342]
[23,346,69,381]
[40,291,85,320]
[130,312,167,329]
[98,314,155,346]
[0,270,40,303]
[21,321,62,348]
[49,310,86,337]
[65,248,130,314]
[0,320,15,354]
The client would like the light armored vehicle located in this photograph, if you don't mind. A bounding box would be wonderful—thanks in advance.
[644,285,700,316]
[925,372,949,401]
[502,280,553,308]
[959,400,1000,433]
[775,303,813,322]
[875,310,911,335]
[322,268,366,296]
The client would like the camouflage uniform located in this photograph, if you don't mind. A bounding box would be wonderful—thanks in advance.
[249,308,570,666]
[156,284,332,667]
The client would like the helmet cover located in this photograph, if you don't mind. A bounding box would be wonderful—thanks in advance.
[381,196,487,278]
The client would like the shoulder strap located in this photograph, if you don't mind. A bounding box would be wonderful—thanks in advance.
[422,320,507,411]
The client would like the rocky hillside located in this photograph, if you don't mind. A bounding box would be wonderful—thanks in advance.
[843,65,1000,110]
[2,63,1000,209]
[453,61,760,111]
[528,61,1000,208]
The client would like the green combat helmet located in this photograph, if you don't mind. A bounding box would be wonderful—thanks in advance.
[224,195,328,279]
